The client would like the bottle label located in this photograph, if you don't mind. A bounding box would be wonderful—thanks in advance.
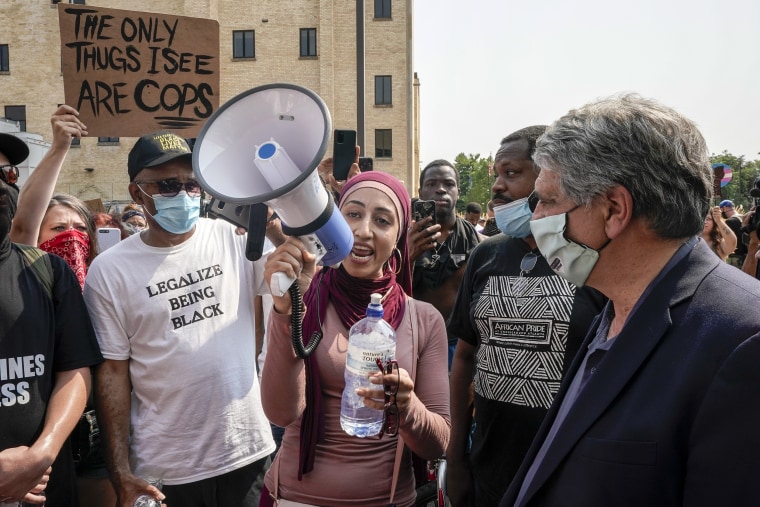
[346,342,395,376]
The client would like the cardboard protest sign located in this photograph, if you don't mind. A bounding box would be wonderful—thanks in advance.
[58,5,219,137]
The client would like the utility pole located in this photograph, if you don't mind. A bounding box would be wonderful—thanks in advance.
[356,0,365,155]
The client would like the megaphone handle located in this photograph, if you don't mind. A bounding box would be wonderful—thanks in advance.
[271,272,295,298]
[269,234,326,297]
[245,203,269,261]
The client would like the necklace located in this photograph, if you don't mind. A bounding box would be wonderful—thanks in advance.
[430,235,450,267]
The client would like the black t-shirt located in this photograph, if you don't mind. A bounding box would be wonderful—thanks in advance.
[481,217,500,237]
[413,216,480,291]
[0,242,103,504]
[725,215,747,256]
[447,234,606,505]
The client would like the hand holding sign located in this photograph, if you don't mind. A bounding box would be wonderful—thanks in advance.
[58,5,220,137]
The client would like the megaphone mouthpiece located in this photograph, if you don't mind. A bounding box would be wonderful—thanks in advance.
[254,140,302,189]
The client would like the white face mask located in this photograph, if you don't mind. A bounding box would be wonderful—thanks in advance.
[529,211,609,287]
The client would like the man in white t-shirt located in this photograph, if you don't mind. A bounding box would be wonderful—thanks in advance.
[84,132,278,507]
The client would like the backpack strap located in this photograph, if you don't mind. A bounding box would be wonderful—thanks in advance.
[16,243,54,299]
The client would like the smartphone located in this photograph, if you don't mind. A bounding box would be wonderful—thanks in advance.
[358,157,373,172]
[413,200,437,227]
[333,129,357,181]
[97,227,121,252]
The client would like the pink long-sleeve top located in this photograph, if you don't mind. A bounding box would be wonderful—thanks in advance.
[261,297,451,507]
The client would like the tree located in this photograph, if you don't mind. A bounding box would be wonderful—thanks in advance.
[454,152,493,214]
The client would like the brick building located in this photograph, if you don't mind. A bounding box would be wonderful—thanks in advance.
[0,0,418,208]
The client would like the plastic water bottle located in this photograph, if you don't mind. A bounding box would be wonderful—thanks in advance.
[340,293,397,437]
[134,496,161,507]
[134,476,163,507]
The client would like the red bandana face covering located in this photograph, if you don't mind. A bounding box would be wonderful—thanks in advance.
[38,229,90,290]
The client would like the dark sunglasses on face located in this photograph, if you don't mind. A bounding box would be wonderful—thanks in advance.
[0,164,19,185]
[135,178,202,198]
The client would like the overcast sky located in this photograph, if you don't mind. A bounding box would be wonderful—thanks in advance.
[413,0,760,167]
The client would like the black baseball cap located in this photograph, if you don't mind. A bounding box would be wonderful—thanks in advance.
[0,133,30,165]
[128,131,192,181]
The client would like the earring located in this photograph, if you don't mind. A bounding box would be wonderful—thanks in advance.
[390,247,402,275]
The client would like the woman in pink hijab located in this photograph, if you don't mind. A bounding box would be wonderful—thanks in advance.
[260,171,450,507]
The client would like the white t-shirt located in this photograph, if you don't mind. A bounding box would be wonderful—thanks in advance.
[84,218,275,484]
[256,239,275,377]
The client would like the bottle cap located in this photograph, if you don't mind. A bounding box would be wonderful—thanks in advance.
[367,292,384,318]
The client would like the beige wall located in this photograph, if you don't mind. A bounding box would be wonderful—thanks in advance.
[0,0,415,206]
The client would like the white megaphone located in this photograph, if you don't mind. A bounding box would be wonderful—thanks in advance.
[193,84,354,297]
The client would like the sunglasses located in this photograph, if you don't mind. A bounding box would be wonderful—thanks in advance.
[512,251,539,296]
[375,358,400,437]
[0,164,19,185]
[135,179,202,198]
[520,252,538,276]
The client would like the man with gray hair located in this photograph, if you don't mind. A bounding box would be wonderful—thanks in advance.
[502,94,760,506]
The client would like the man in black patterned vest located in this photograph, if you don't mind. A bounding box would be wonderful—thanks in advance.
[445,126,606,507]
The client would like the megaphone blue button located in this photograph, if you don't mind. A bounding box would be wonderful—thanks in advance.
[257,142,277,159]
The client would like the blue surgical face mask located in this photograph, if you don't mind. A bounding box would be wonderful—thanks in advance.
[145,191,200,234]
[494,197,533,238]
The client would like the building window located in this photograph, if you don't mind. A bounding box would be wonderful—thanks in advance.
[53,0,86,4]
[233,30,255,59]
[374,0,391,18]
[300,28,317,57]
[98,136,119,144]
[5,106,26,131]
[0,45,8,72]
[375,129,392,158]
[375,75,392,105]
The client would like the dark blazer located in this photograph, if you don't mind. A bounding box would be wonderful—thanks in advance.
[501,240,760,506]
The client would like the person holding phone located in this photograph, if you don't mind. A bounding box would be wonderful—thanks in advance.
[409,159,481,367]
[317,144,361,200]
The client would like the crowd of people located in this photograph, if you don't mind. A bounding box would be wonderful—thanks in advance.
[1,92,759,507]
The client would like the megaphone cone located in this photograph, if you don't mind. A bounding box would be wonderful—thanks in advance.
[194,84,353,282]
